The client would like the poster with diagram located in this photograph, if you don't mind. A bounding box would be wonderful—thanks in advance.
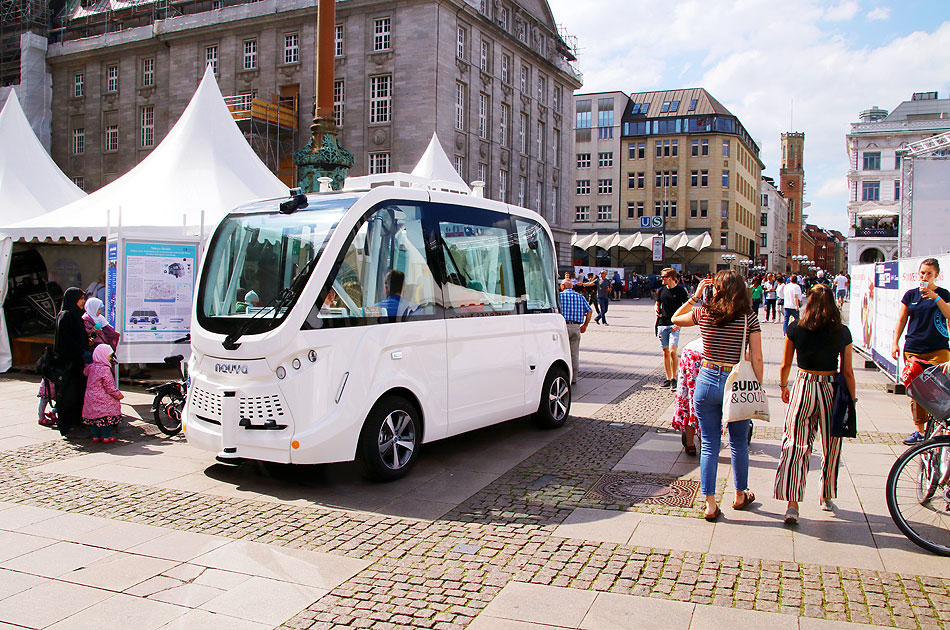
[122,242,197,342]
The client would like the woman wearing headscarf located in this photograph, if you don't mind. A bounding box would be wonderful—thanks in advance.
[53,287,91,436]
[83,297,120,350]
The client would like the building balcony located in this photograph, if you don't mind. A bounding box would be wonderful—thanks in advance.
[853,226,898,238]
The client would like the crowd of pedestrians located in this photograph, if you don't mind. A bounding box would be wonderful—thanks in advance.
[560,264,865,525]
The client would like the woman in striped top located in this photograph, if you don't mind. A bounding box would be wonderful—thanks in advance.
[673,270,764,521]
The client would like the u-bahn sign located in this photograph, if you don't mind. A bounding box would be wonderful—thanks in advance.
[640,216,664,229]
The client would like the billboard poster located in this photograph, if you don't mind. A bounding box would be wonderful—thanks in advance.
[855,254,950,380]
[849,263,875,355]
[105,240,118,328]
[122,242,196,342]
[871,261,900,375]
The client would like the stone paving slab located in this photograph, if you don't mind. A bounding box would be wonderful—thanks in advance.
[0,302,948,630]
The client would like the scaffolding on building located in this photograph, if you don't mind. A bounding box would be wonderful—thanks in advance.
[0,0,51,86]
[223,93,299,187]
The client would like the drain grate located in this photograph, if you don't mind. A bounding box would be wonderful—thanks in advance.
[585,473,699,507]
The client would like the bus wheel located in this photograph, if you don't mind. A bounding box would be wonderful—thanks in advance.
[358,395,420,481]
[533,366,571,429]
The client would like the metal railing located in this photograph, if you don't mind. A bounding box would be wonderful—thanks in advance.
[854,227,898,238]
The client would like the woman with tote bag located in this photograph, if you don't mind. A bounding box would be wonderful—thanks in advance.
[774,285,856,524]
[673,270,764,521]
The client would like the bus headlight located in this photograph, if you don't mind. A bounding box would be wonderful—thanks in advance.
[276,366,286,379]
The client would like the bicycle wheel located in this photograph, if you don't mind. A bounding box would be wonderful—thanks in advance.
[153,390,184,436]
[886,437,950,556]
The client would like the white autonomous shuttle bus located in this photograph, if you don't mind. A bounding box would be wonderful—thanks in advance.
[185,174,573,479]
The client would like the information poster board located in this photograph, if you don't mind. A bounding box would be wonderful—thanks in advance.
[848,263,875,355]
[105,240,118,328]
[652,236,664,262]
[122,241,196,343]
[872,261,901,375]
[850,254,950,380]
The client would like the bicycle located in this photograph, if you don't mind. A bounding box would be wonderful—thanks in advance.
[886,363,950,556]
[147,336,190,437]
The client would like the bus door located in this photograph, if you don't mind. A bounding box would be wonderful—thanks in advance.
[430,204,525,433]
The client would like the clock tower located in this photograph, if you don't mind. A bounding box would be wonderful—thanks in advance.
[780,132,805,270]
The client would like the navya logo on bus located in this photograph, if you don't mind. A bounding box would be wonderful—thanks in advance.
[214,363,249,375]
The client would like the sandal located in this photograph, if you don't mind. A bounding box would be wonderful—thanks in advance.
[732,490,756,510]
[681,432,697,456]
[704,506,722,522]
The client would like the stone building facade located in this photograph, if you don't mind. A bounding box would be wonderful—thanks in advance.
[846,92,950,266]
[43,0,582,262]
[759,175,787,273]
[571,88,763,275]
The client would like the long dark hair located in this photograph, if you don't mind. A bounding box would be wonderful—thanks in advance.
[798,284,841,331]
[707,270,750,325]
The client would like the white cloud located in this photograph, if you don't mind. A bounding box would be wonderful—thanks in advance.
[824,1,860,21]
[547,0,950,232]
[815,177,848,199]
[867,7,891,20]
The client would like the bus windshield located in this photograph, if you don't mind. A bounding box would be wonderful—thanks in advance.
[197,197,358,335]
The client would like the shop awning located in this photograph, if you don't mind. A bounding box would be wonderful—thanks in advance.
[857,209,899,217]
[685,232,713,251]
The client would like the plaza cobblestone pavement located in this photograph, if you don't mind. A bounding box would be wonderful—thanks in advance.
[0,301,947,629]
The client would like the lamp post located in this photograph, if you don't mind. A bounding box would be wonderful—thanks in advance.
[293,0,354,191]
[721,253,736,271]
[739,259,752,277]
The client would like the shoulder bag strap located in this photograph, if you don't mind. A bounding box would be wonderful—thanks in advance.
[740,313,749,357]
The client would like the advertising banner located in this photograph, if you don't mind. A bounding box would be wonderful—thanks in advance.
[872,261,901,375]
[105,240,118,328]
[122,241,197,343]
[848,263,875,355]
[851,254,950,380]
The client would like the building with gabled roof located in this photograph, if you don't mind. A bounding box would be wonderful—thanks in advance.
[571,87,763,275]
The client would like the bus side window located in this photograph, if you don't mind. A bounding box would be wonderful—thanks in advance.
[306,203,438,327]
[437,216,517,317]
[514,219,557,312]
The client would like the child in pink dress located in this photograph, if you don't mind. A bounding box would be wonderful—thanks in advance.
[82,344,123,443]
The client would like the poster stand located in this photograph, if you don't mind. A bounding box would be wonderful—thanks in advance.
[105,216,202,365]
[849,253,950,388]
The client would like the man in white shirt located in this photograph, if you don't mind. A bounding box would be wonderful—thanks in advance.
[833,272,849,308]
[782,276,804,334]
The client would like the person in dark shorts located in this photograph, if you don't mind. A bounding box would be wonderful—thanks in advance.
[655,268,689,390]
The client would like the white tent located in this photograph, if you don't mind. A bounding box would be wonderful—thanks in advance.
[0,90,86,225]
[2,66,288,242]
[0,66,288,370]
[0,91,88,371]
[411,134,471,193]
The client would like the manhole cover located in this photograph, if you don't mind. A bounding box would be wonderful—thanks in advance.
[585,474,699,507]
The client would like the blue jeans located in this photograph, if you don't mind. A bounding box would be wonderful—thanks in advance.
[783,308,799,334]
[595,298,609,323]
[694,366,751,496]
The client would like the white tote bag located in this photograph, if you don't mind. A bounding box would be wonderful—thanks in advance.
[722,315,770,423]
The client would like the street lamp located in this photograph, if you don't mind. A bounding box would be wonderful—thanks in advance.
[739,259,752,277]
[721,254,736,270]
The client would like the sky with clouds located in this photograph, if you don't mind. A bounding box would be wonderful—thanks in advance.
[546,0,950,232]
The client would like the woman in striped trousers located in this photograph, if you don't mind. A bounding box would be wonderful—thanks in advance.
[774,285,856,524]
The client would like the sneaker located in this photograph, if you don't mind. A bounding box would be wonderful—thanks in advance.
[903,431,926,445]
[784,507,799,525]
[670,379,677,391]
[91,437,101,443]
[662,379,672,388]
[820,499,834,512]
